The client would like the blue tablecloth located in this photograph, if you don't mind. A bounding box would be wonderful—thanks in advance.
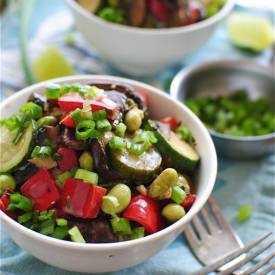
[0,1,274,274]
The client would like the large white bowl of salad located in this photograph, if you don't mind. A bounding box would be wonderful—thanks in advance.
[66,0,234,76]
[0,75,217,273]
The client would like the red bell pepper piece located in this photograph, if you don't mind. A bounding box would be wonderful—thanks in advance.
[58,94,84,112]
[58,94,119,120]
[59,114,76,128]
[149,0,170,23]
[20,169,60,211]
[181,194,196,211]
[0,190,17,219]
[123,195,163,234]
[160,117,180,131]
[57,147,78,171]
[61,178,107,218]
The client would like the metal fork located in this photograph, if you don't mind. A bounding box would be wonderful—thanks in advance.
[184,196,244,268]
[191,232,274,275]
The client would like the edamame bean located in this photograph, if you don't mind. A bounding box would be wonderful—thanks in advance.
[177,174,191,194]
[79,151,93,171]
[101,183,131,215]
[148,168,178,199]
[161,203,185,222]
[124,107,144,132]
[37,116,57,127]
[101,195,120,215]
[0,174,16,195]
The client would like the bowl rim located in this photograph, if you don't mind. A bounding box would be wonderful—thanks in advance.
[66,0,234,35]
[0,75,217,251]
[170,59,275,142]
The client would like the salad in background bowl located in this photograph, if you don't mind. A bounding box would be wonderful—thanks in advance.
[0,75,217,273]
[66,0,234,75]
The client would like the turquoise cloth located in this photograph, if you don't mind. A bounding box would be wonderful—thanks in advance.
[0,1,274,274]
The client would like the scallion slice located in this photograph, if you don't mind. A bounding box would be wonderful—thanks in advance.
[109,136,126,152]
[171,186,186,204]
[75,120,95,140]
[68,226,86,243]
[111,217,132,235]
[74,168,98,185]
[45,83,61,99]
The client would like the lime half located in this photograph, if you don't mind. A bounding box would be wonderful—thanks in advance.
[32,47,75,81]
[227,12,273,52]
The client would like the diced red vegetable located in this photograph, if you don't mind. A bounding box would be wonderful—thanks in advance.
[20,169,60,211]
[149,0,170,23]
[181,194,196,211]
[61,178,107,218]
[123,195,163,234]
[59,114,76,128]
[58,94,84,112]
[57,147,78,171]
[187,3,202,25]
[0,190,16,219]
[58,94,119,120]
[160,117,180,131]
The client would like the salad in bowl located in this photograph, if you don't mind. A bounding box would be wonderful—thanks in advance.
[0,76,216,272]
[0,80,199,243]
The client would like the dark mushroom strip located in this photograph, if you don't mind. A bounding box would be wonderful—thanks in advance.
[35,126,61,148]
[28,93,47,110]
[12,161,38,185]
[68,218,119,243]
[90,138,126,182]
[88,82,146,110]
[61,127,86,151]
[129,0,146,27]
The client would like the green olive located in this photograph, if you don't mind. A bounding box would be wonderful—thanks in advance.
[37,116,57,127]
[101,195,120,215]
[79,151,93,171]
[108,183,131,213]
[162,203,185,222]
[124,107,144,132]
[0,174,16,195]
[148,168,178,199]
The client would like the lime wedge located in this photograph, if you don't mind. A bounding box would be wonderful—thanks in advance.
[227,13,273,52]
[32,47,75,81]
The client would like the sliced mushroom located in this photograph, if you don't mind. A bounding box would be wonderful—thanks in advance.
[90,138,126,182]
[35,126,61,147]
[77,0,101,13]
[12,161,38,185]
[61,127,86,151]
[129,0,146,27]
[29,157,57,169]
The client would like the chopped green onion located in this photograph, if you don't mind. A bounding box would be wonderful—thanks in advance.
[45,83,61,99]
[38,209,56,221]
[1,115,21,131]
[84,86,104,99]
[12,111,32,145]
[40,218,55,235]
[111,217,132,235]
[75,120,95,140]
[115,123,127,137]
[56,218,68,226]
[92,109,107,120]
[71,108,82,124]
[176,124,195,145]
[129,227,145,240]
[17,212,33,224]
[20,102,42,120]
[37,116,57,128]
[96,119,112,132]
[68,226,86,243]
[31,145,52,158]
[57,171,72,186]
[74,169,98,185]
[8,193,33,212]
[51,225,69,239]
[171,186,186,204]
[127,141,148,156]
[237,204,253,223]
[109,136,126,152]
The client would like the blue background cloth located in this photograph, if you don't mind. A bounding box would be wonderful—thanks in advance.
[0,1,274,274]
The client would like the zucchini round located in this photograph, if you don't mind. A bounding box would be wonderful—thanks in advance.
[154,130,199,172]
[0,124,33,173]
[109,146,162,182]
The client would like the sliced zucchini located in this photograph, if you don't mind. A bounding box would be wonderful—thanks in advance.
[0,124,33,173]
[154,130,199,172]
[109,145,162,182]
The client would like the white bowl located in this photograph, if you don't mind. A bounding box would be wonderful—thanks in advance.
[0,75,217,273]
[66,0,234,76]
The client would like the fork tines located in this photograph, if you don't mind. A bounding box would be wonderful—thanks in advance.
[192,231,274,275]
